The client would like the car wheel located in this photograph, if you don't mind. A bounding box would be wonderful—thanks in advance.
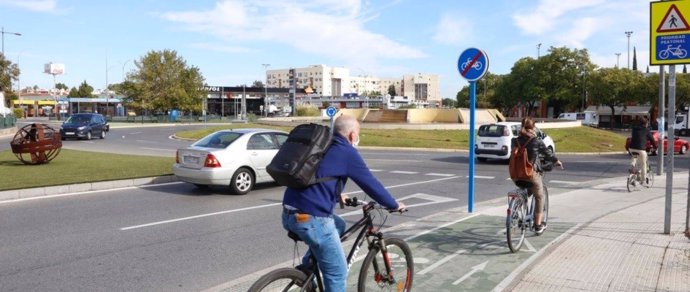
[100,130,106,139]
[230,167,254,195]
[85,131,92,140]
[548,146,554,154]
[681,144,688,154]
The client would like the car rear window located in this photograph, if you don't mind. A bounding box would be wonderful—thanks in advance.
[478,125,505,137]
[194,132,243,149]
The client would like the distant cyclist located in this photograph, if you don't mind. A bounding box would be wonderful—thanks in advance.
[511,117,563,235]
[628,117,657,186]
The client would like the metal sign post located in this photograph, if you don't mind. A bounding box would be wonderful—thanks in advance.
[457,48,489,213]
[326,106,337,134]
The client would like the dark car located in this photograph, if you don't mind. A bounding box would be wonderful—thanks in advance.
[60,113,109,140]
[624,130,689,155]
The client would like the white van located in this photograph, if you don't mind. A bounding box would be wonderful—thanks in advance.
[557,111,599,127]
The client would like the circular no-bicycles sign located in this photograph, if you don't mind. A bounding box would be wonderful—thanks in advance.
[458,48,489,81]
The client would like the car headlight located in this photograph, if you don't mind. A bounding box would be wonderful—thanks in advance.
[78,126,86,130]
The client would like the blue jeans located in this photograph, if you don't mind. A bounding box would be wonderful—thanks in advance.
[282,212,347,292]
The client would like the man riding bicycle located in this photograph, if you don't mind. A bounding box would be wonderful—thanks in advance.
[628,117,657,186]
[281,114,405,292]
[511,117,563,235]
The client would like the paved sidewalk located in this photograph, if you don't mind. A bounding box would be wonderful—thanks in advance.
[506,186,690,292]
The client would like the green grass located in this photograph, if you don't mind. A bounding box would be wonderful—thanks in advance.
[0,149,174,191]
[176,123,627,152]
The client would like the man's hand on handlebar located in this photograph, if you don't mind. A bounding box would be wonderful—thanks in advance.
[394,201,407,213]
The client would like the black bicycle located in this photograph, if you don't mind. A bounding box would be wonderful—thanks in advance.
[248,197,414,292]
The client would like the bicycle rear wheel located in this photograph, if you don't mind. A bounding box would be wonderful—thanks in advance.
[248,268,311,292]
[645,170,655,188]
[357,237,413,292]
[506,198,526,253]
[626,174,637,192]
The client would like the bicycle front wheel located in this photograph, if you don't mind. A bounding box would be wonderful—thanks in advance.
[358,237,414,292]
[248,268,311,292]
[506,198,526,253]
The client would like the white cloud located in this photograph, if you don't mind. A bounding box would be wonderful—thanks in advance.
[512,0,606,35]
[556,17,602,48]
[433,13,472,45]
[189,43,252,53]
[158,0,426,64]
[0,0,56,12]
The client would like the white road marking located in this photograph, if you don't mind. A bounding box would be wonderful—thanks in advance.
[120,203,282,230]
[123,176,461,229]
[523,238,537,252]
[366,159,421,162]
[405,213,481,241]
[140,147,176,152]
[417,249,467,275]
[453,261,488,285]
[129,132,142,135]
[390,171,419,174]
[368,169,383,172]
[549,180,579,185]
[425,173,455,177]
[466,175,495,179]
[0,182,184,205]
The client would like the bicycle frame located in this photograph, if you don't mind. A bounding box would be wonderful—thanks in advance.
[508,189,534,229]
[299,202,391,291]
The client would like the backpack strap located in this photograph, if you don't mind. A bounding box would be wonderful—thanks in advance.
[517,136,535,149]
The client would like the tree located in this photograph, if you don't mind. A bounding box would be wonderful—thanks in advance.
[588,68,644,127]
[632,46,638,71]
[387,84,396,96]
[539,46,595,114]
[0,53,20,96]
[55,83,69,90]
[251,80,264,88]
[68,80,95,97]
[493,57,546,116]
[442,98,457,108]
[120,49,206,115]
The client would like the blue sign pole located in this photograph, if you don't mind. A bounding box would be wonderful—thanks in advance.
[468,81,476,213]
[457,47,488,214]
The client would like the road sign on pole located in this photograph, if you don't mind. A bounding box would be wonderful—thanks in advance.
[651,1,690,65]
[327,106,337,133]
[458,48,489,213]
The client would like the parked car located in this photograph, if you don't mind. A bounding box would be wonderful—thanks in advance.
[475,122,556,162]
[624,130,689,155]
[59,113,109,140]
[173,128,289,195]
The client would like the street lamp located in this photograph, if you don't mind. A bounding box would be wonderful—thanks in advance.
[625,31,633,69]
[1,27,21,55]
[615,53,621,68]
[262,63,270,117]
[122,59,132,81]
[537,43,542,58]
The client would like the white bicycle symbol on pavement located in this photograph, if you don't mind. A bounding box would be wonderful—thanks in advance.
[658,45,688,59]
[461,58,483,71]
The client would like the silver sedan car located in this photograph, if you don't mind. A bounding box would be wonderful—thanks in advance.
[173,128,289,195]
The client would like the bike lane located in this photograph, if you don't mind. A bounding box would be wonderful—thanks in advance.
[346,214,576,291]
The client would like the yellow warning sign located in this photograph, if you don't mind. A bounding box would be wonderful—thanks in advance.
[651,0,690,65]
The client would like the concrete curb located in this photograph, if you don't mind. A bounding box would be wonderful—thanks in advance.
[0,175,178,203]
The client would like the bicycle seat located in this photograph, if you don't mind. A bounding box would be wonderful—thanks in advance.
[513,180,534,189]
[287,231,302,242]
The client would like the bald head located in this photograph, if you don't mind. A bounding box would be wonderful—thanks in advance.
[334,115,359,136]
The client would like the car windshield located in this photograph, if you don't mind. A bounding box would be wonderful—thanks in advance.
[478,125,505,137]
[65,115,91,124]
[194,132,243,149]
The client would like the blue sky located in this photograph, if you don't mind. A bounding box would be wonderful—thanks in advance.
[1,0,651,98]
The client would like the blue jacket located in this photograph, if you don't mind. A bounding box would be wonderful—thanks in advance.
[282,134,399,217]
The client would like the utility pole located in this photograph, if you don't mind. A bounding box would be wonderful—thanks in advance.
[262,63,270,117]
[625,31,633,69]
[615,53,621,68]
[537,43,541,58]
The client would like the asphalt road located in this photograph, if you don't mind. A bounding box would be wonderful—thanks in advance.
[1,122,689,291]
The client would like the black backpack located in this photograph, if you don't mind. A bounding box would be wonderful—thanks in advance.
[267,123,335,188]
